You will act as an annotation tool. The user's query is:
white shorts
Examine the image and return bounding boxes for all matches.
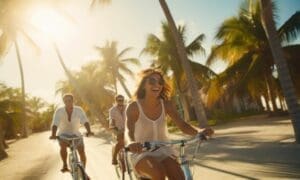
[129,146,177,168]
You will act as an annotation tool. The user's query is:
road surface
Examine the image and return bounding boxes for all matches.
[0,115,300,179]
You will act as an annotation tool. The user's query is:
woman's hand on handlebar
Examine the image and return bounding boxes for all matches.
[199,127,214,138]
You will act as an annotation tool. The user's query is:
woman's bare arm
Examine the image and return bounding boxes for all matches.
[126,102,139,142]
[165,100,198,136]
[126,102,143,153]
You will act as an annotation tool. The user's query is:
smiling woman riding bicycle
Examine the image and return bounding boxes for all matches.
[126,69,214,180]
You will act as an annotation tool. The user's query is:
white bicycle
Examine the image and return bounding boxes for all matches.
[121,133,208,180]
[58,135,89,180]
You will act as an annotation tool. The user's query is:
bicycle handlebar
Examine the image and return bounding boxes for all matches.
[142,132,207,150]
[57,135,83,141]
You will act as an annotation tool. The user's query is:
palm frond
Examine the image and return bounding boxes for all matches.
[141,34,161,56]
[186,33,206,57]
[117,47,133,59]
[0,32,12,60]
[121,58,140,66]
[19,29,41,55]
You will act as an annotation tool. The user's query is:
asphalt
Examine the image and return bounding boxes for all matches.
[0,114,299,180]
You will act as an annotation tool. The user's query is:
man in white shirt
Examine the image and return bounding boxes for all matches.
[49,93,94,172]
[109,94,126,165]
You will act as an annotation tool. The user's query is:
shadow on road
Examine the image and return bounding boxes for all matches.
[189,115,300,179]
[194,161,259,180]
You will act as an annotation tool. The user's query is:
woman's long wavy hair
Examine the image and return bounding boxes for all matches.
[134,69,171,100]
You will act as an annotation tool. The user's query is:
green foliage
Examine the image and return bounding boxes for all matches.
[0,84,56,138]
[206,0,300,109]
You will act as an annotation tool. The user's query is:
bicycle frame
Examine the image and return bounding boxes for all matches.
[58,135,87,180]
[177,139,202,180]
[141,134,206,180]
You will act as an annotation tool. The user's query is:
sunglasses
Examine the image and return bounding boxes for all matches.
[148,77,164,86]
[117,99,124,102]
[64,98,73,103]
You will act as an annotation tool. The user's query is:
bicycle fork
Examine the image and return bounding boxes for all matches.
[179,143,193,180]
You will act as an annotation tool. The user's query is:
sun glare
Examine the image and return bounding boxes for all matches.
[29,8,72,41]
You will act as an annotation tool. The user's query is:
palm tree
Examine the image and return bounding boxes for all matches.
[260,0,300,143]
[142,22,216,121]
[158,0,208,127]
[94,41,140,98]
[54,44,113,128]
[0,83,22,159]
[26,96,47,132]
[0,85,9,159]
[206,0,300,113]
[88,0,208,126]
[0,0,41,137]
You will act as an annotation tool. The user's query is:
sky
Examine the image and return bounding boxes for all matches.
[0,0,299,105]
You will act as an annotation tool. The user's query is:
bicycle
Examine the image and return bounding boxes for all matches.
[58,135,89,180]
[116,146,143,180]
[121,133,208,180]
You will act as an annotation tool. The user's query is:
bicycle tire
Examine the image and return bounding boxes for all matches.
[74,164,87,180]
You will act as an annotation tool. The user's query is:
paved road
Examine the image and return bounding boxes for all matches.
[1,115,300,180]
[0,130,118,180]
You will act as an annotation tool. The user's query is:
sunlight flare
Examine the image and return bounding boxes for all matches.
[29,7,72,41]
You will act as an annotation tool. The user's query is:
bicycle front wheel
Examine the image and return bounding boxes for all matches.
[74,164,87,180]
[181,164,193,180]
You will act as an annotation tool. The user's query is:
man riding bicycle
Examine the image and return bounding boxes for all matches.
[49,93,94,172]
[109,94,126,165]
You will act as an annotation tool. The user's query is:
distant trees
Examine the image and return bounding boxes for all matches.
[206,0,300,114]
[94,41,140,98]
[0,83,55,159]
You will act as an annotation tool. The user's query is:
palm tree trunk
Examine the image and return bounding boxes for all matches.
[54,43,109,129]
[114,79,118,95]
[260,0,300,143]
[269,77,279,112]
[15,40,27,138]
[172,77,191,121]
[263,94,271,112]
[117,74,132,98]
[0,119,8,160]
[264,73,281,113]
[159,0,207,127]
[255,96,264,111]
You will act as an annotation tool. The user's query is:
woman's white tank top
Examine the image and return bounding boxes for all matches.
[134,99,169,143]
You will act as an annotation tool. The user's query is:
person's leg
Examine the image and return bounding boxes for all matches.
[135,156,166,180]
[59,141,69,171]
[112,133,124,164]
[112,144,117,164]
[161,157,185,180]
[77,145,87,167]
